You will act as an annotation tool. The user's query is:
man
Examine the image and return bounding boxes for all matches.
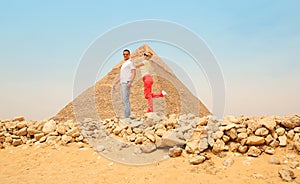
[113,49,136,118]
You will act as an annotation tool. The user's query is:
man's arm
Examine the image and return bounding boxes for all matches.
[127,69,136,88]
[113,76,120,90]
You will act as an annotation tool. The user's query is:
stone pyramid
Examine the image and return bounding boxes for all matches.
[52,44,210,121]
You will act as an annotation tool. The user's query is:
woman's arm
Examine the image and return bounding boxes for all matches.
[134,62,144,68]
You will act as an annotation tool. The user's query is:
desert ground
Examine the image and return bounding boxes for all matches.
[1,142,300,184]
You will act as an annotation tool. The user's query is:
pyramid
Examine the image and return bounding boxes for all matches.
[52,44,210,121]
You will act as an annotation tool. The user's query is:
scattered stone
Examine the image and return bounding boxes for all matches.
[269,157,281,165]
[12,116,25,122]
[223,157,234,167]
[247,146,261,157]
[12,139,22,146]
[278,135,287,146]
[169,147,183,157]
[96,145,105,152]
[264,147,275,155]
[278,169,296,182]
[140,143,156,153]
[61,135,72,144]
[290,161,299,169]
[189,155,206,165]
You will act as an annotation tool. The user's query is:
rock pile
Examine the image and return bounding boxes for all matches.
[2,114,300,159]
[0,116,87,149]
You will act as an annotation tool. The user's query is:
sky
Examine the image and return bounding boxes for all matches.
[0,0,299,120]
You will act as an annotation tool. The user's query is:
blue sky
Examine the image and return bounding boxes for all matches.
[0,0,299,120]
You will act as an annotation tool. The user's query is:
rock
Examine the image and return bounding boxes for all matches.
[113,126,123,135]
[76,142,84,148]
[39,136,47,143]
[198,138,209,152]
[265,147,275,155]
[13,116,25,122]
[223,157,234,167]
[294,127,300,133]
[17,127,27,136]
[155,129,166,137]
[66,127,80,137]
[251,173,265,179]
[265,134,274,145]
[278,135,287,146]
[185,140,199,153]
[278,169,296,182]
[246,136,265,145]
[287,130,295,140]
[281,115,300,129]
[212,139,225,154]
[169,147,183,157]
[225,128,237,140]
[158,131,186,147]
[144,131,155,142]
[34,133,44,141]
[42,120,57,134]
[269,140,279,148]
[290,161,299,169]
[269,157,281,165]
[238,133,248,140]
[255,128,269,136]
[96,145,105,152]
[56,125,66,135]
[141,143,156,153]
[134,135,144,144]
[213,131,224,140]
[27,127,40,135]
[247,146,261,157]
[222,135,230,143]
[5,137,13,143]
[223,123,236,131]
[260,117,276,131]
[276,127,285,136]
[133,146,142,154]
[61,135,72,144]
[189,155,206,165]
[16,121,26,129]
[12,139,22,146]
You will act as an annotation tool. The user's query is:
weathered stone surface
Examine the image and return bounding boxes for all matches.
[212,139,225,154]
[265,134,274,145]
[238,133,248,140]
[56,125,66,135]
[278,135,287,146]
[278,169,296,182]
[169,147,183,157]
[265,147,275,155]
[269,157,281,165]
[189,156,206,165]
[225,128,237,140]
[185,140,199,153]
[13,116,25,122]
[34,133,44,141]
[223,157,234,167]
[290,161,299,169]
[42,120,57,134]
[27,127,40,135]
[260,117,276,131]
[12,139,22,146]
[16,122,26,129]
[17,127,27,136]
[246,136,265,145]
[247,146,261,157]
[61,135,72,144]
[255,128,269,136]
[141,143,156,153]
[276,127,285,136]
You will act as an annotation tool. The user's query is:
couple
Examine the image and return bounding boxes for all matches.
[113,49,167,118]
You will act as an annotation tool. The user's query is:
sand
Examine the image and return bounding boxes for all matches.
[1,143,300,184]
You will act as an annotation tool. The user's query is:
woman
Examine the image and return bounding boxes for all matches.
[135,51,167,112]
